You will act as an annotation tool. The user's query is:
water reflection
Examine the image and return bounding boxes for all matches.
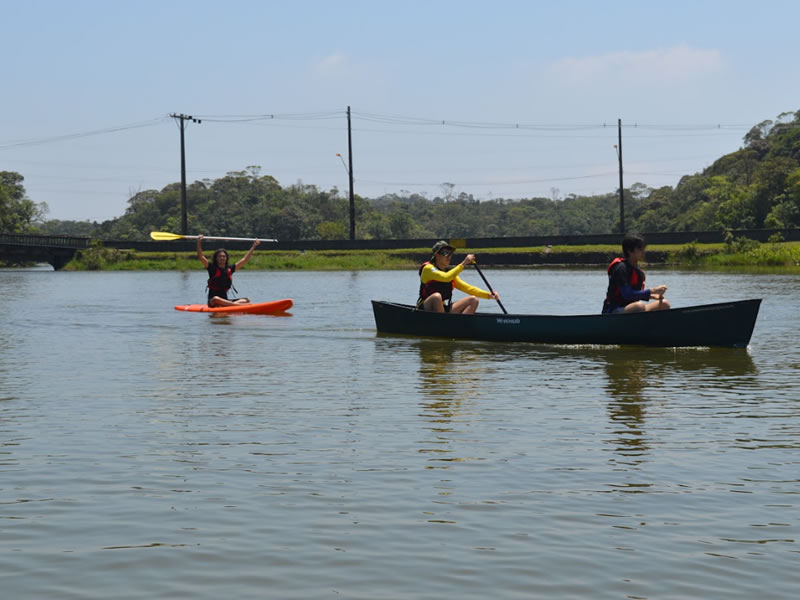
[376,335,760,475]
[413,339,488,468]
[603,348,758,473]
[600,347,758,404]
[603,351,653,468]
[374,337,493,468]
[414,339,466,407]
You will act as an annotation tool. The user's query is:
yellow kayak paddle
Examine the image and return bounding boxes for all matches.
[150,231,277,243]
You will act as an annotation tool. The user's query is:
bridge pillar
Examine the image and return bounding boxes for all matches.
[48,250,77,271]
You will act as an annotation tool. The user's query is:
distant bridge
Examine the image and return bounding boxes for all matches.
[2,229,799,270]
[0,233,90,270]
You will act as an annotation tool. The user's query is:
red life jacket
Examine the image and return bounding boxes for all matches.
[418,261,455,305]
[208,265,234,293]
[605,257,645,307]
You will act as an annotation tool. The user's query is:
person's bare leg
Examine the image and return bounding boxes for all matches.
[451,296,479,314]
[422,294,445,312]
[210,296,240,307]
[623,301,646,313]
[645,298,670,311]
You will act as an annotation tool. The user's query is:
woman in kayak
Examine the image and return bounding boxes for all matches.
[417,240,500,314]
[602,233,670,314]
[197,235,260,307]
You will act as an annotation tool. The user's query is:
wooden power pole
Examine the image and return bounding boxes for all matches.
[170,113,201,235]
[347,106,355,241]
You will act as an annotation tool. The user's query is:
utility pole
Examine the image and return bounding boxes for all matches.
[347,106,355,241]
[170,113,201,235]
[617,118,625,234]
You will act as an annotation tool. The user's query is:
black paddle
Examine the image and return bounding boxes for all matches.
[472,261,507,314]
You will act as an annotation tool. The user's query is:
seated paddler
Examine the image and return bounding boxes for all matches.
[197,234,260,307]
[602,233,670,314]
[417,240,500,314]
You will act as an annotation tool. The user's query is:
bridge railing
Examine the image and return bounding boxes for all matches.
[0,233,91,249]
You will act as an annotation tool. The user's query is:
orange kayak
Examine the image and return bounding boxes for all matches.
[175,298,293,314]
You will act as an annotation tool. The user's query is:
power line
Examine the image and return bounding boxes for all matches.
[350,124,746,140]
[352,110,753,132]
[192,111,343,123]
[0,110,759,151]
[357,172,619,187]
[0,117,168,150]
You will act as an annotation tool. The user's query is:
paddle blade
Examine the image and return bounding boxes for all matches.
[150,231,185,241]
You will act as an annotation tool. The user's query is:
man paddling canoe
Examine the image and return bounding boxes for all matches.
[196,234,260,307]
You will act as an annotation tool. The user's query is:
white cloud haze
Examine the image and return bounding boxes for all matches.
[548,44,724,87]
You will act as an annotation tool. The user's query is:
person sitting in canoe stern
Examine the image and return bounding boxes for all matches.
[196,234,260,307]
[417,240,500,314]
[602,232,670,314]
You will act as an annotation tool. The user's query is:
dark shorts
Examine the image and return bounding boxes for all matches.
[208,291,229,306]
[417,299,451,313]
[602,305,626,314]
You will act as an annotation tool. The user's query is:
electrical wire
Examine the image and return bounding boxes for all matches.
[0,109,762,152]
[357,172,619,187]
[0,117,169,150]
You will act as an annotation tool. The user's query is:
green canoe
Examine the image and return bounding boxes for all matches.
[371,298,762,348]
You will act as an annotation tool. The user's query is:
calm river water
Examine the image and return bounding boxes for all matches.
[1,267,799,599]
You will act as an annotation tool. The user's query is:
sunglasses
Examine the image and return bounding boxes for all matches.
[437,249,453,257]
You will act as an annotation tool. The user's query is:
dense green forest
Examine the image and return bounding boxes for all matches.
[3,110,799,241]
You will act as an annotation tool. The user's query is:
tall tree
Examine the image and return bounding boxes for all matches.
[0,171,47,233]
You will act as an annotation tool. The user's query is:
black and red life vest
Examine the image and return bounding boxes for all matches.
[605,257,645,307]
[208,265,234,294]
[418,261,455,305]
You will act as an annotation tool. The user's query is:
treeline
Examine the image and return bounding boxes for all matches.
[5,110,800,241]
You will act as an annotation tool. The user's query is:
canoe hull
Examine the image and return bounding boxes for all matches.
[371,299,761,348]
[175,298,293,314]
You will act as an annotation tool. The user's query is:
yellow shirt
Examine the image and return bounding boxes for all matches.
[419,263,492,299]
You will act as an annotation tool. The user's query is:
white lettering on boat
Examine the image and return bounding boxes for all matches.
[496,317,521,324]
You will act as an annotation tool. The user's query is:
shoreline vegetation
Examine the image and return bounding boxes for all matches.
[64,238,800,272]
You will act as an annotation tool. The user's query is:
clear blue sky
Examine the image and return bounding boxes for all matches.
[3,0,799,222]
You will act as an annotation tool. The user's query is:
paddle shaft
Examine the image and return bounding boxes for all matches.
[151,231,276,242]
[472,263,507,314]
[193,235,277,243]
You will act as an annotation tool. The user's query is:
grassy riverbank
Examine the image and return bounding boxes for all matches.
[64,247,414,271]
[63,238,800,271]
